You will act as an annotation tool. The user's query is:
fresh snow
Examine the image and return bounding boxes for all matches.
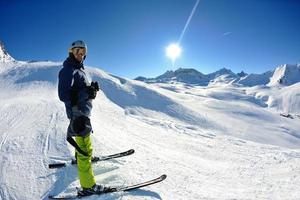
[0,59,300,200]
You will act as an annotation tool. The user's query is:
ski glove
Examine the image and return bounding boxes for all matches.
[72,115,92,137]
[87,81,100,99]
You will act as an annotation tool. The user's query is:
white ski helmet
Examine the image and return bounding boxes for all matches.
[68,40,87,54]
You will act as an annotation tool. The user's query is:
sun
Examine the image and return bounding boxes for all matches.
[165,43,182,62]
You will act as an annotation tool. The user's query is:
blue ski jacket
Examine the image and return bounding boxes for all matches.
[58,56,93,119]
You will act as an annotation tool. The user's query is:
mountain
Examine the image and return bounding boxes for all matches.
[1,41,300,199]
[0,41,14,62]
[206,67,237,79]
[268,64,300,86]
[154,68,209,85]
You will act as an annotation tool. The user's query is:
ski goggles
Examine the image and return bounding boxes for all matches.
[72,47,87,56]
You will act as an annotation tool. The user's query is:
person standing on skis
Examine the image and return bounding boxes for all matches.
[58,40,110,196]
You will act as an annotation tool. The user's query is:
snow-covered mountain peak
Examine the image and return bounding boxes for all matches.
[268,64,300,86]
[206,67,237,79]
[156,68,205,78]
[0,41,14,62]
[214,67,233,74]
[237,71,248,77]
[153,67,209,85]
[174,67,203,74]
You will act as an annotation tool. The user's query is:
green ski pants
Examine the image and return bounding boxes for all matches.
[75,135,96,188]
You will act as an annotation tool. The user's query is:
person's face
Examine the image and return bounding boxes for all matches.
[72,47,86,62]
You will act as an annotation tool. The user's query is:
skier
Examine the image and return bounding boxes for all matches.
[58,40,110,196]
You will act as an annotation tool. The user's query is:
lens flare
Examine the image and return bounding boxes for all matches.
[166,43,182,62]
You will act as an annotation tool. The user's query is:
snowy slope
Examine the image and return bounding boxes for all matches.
[0,59,300,200]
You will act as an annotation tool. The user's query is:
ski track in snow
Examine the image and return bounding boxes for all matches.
[0,63,300,199]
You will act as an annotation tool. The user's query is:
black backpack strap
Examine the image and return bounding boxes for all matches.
[67,136,89,157]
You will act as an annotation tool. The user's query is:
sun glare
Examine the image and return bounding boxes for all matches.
[166,43,181,62]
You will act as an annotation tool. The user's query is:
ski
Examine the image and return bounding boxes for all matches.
[48,174,167,199]
[49,149,134,169]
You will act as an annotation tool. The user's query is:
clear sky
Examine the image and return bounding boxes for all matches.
[1,0,300,78]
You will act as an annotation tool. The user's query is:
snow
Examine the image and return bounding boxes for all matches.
[1,59,300,200]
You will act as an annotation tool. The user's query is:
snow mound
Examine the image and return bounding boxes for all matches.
[235,71,274,87]
[0,61,61,85]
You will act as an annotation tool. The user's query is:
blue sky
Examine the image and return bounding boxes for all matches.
[1,0,300,78]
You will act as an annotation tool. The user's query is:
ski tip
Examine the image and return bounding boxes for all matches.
[48,195,57,199]
[128,149,135,154]
[160,174,167,180]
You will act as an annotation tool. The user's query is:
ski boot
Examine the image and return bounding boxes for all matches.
[77,184,115,196]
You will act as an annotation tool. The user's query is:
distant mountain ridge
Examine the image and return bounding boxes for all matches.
[135,64,300,87]
[135,67,254,86]
[136,68,235,86]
